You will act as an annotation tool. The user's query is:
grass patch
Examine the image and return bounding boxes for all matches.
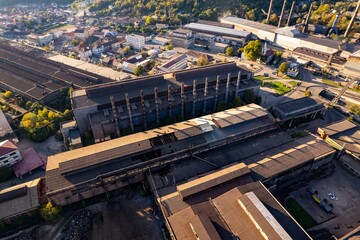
[254,75,274,81]
[262,81,292,95]
[285,198,317,229]
[321,79,341,88]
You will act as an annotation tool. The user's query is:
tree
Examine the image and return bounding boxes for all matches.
[134,66,144,76]
[278,62,288,74]
[145,16,154,25]
[305,90,312,97]
[237,47,243,57]
[349,104,360,116]
[3,90,13,99]
[243,40,262,61]
[197,55,209,66]
[40,202,61,223]
[225,46,234,56]
[70,38,79,46]
[243,89,256,104]
[123,46,131,55]
[164,44,174,51]
[233,96,242,107]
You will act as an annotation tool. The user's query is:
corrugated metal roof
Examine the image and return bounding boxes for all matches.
[184,23,250,38]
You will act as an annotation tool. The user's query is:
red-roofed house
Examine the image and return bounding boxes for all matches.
[12,148,45,178]
[0,140,22,167]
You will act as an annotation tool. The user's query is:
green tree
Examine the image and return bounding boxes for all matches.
[243,40,262,61]
[305,90,312,97]
[134,66,144,76]
[243,89,256,104]
[278,62,288,74]
[197,55,209,66]
[237,47,244,57]
[225,46,234,56]
[3,91,13,99]
[40,202,61,223]
[233,96,242,107]
[70,38,79,46]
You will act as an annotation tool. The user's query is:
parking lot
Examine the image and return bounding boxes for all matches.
[288,161,360,238]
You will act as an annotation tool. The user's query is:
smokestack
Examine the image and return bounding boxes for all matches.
[168,85,172,117]
[192,80,197,117]
[236,71,241,96]
[125,93,134,132]
[181,82,185,120]
[302,3,313,33]
[110,96,120,137]
[278,0,287,27]
[225,73,230,103]
[287,1,295,26]
[213,75,220,112]
[344,0,360,38]
[267,0,275,24]
[203,77,208,115]
[154,87,160,125]
[140,90,147,130]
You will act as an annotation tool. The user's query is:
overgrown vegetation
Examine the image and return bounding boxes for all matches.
[349,104,360,116]
[285,198,317,229]
[40,202,61,223]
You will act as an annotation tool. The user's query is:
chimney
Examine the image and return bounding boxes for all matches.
[267,0,275,24]
[287,1,295,26]
[110,96,120,137]
[192,80,197,117]
[181,82,185,120]
[278,0,287,27]
[344,0,360,38]
[302,3,313,33]
[203,77,208,115]
[154,87,160,125]
[167,84,172,117]
[236,71,241,96]
[125,93,134,132]
[213,75,220,112]
[140,90,147,130]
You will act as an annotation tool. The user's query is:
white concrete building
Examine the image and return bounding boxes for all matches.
[125,34,145,51]
[0,140,22,167]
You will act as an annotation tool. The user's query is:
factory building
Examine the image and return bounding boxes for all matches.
[45,104,276,206]
[343,50,360,77]
[171,29,194,48]
[71,62,258,141]
[184,22,252,47]
[271,97,325,127]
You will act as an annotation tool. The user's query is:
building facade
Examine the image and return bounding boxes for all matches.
[125,34,145,51]
[0,140,22,167]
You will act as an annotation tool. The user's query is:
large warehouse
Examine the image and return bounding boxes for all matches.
[45,104,277,205]
[71,62,259,142]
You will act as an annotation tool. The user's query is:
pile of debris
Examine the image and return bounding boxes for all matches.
[60,210,93,240]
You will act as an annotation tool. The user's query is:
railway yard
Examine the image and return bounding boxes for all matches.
[0,40,115,103]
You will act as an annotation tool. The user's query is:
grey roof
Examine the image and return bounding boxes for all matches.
[296,34,344,50]
[220,17,278,32]
[184,23,250,38]
[273,97,323,115]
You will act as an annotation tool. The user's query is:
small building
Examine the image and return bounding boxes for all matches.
[155,23,169,29]
[0,140,22,168]
[153,54,187,74]
[0,178,44,221]
[271,97,325,127]
[0,109,17,143]
[12,148,45,178]
[158,50,177,59]
[74,28,90,41]
[152,36,171,46]
[125,34,145,51]
[61,120,83,150]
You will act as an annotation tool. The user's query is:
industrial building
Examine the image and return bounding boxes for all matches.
[71,62,258,141]
[171,29,194,48]
[0,178,45,221]
[271,97,325,126]
[219,17,360,69]
[153,54,188,74]
[318,120,360,177]
[184,22,252,47]
[161,179,311,240]
[46,104,277,205]
[343,50,360,76]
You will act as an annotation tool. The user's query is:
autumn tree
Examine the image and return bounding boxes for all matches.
[40,202,61,223]
[197,55,209,66]
[225,46,234,57]
[278,62,288,74]
[3,91,13,99]
[243,40,262,61]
